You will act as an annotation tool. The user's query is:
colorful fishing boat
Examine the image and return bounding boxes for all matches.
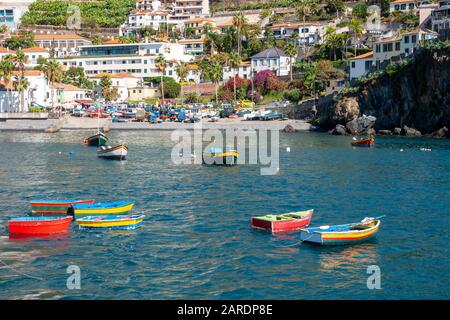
[202,148,238,166]
[351,135,375,147]
[84,131,108,147]
[251,209,314,233]
[71,201,135,220]
[300,217,381,245]
[30,199,94,216]
[76,214,145,230]
[97,144,128,160]
[8,216,73,236]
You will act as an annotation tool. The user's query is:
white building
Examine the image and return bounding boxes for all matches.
[250,48,292,77]
[431,1,450,39]
[89,72,140,102]
[0,70,48,112]
[178,37,206,56]
[170,0,210,24]
[389,0,431,13]
[223,61,252,81]
[272,22,323,45]
[0,0,35,30]
[22,46,50,67]
[348,51,374,80]
[57,42,195,79]
[47,83,90,106]
[32,33,92,58]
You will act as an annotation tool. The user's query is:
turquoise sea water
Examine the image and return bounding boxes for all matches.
[0,130,449,299]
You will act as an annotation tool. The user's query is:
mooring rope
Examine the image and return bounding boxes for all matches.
[0,258,43,281]
[280,233,316,247]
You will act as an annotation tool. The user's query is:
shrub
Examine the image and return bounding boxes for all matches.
[284,89,302,102]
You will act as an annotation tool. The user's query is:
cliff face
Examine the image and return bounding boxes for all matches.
[317,46,450,135]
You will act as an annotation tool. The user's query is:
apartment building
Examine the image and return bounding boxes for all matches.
[0,0,35,30]
[57,42,195,80]
[184,17,216,35]
[170,0,210,24]
[33,33,92,58]
[178,37,206,56]
[272,22,323,45]
[431,1,450,39]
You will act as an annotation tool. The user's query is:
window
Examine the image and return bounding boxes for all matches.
[401,4,406,10]
[387,43,393,51]
[351,61,355,68]
[404,36,409,43]
[395,42,400,51]
[383,44,388,52]
[365,60,372,71]
[412,35,417,43]
[395,5,400,10]
[376,44,381,53]
[405,48,410,54]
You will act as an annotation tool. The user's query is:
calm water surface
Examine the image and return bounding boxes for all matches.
[0,130,449,299]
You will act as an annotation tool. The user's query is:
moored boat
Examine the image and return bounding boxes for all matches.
[8,216,73,236]
[351,135,375,147]
[251,209,314,233]
[97,144,128,160]
[202,148,238,166]
[300,217,381,245]
[72,201,135,220]
[30,199,94,216]
[84,132,108,147]
[76,214,145,230]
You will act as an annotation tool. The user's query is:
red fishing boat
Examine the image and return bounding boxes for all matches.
[251,209,314,233]
[351,135,375,147]
[8,216,73,236]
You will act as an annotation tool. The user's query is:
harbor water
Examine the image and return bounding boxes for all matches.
[0,130,449,299]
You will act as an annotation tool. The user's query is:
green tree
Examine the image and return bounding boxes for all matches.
[11,50,29,112]
[42,59,64,110]
[296,0,318,54]
[63,66,94,90]
[175,62,190,105]
[12,76,29,112]
[228,51,241,104]
[99,75,119,102]
[0,55,15,112]
[4,31,36,50]
[233,12,248,56]
[155,55,167,106]
[352,2,368,19]
[284,42,298,81]
[348,19,364,56]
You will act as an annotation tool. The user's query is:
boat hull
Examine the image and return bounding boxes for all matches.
[251,209,313,233]
[202,151,238,166]
[8,216,73,236]
[351,138,374,147]
[300,220,381,245]
[86,133,108,147]
[77,214,145,230]
[72,201,135,220]
[97,145,128,160]
[30,199,94,216]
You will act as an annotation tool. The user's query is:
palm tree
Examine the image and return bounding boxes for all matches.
[283,42,298,81]
[12,76,29,112]
[324,26,345,61]
[42,59,64,111]
[348,19,364,56]
[233,12,248,57]
[11,50,28,112]
[228,51,241,104]
[155,55,167,108]
[0,54,15,112]
[200,56,224,103]
[296,0,318,56]
[175,61,189,106]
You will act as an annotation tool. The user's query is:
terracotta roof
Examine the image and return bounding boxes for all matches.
[12,70,43,77]
[217,19,234,28]
[34,34,87,41]
[349,51,374,60]
[185,18,214,24]
[50,83,87,91]
[178,37,206,44]
[89,72,136,79]
[103,39,121,45]
[239,61,251,67]
[22,46,49,53]
[187,63,198,70]
[129,10,169,16]
[272,22,321,30]
[0,47,16,53]
[391,0,416,3]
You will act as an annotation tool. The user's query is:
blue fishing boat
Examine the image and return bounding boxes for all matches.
[71,201,135,220]
[300,217,381,245]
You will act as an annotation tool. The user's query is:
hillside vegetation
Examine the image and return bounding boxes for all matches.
[21,0,135,28]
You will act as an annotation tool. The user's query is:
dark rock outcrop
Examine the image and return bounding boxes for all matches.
[282,124,297,133]
[427,126,448,138]
[315,46,450,137]
[345,115,377,135]
[330,124,347,135]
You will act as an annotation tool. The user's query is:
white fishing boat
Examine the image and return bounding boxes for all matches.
[97,144,128,160]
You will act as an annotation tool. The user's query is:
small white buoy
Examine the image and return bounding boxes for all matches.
[400,149,404,152]
[286,147,291,152]
[58,151,62,155]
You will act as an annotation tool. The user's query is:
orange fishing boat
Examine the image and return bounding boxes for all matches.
[351,135,375,147]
